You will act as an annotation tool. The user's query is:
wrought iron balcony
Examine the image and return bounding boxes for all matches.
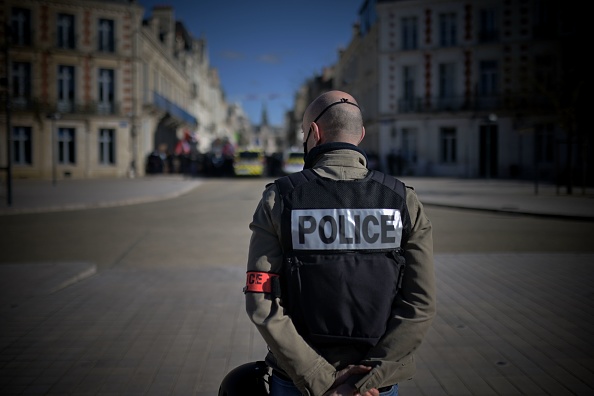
[10,97,121,116]
[397,94,556,114]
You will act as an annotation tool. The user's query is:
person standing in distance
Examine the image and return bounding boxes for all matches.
[245,90,436,396]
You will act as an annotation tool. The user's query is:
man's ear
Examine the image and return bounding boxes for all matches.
[358,126,366,144]
[311,122,321,145]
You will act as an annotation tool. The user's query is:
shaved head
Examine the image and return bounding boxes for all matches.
[303,90,364,144]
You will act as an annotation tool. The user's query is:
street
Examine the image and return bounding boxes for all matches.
[2,178,592,267]
[1,178,593,395]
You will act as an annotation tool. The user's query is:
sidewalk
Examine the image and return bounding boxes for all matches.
[401,177,594,221]
[1,175,593,220]
[0,175,203,215]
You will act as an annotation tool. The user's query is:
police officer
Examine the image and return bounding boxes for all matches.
[245,91,436,396]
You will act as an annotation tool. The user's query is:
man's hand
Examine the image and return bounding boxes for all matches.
[322,365,380,396]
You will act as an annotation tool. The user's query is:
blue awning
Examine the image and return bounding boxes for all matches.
[153,92,197,126]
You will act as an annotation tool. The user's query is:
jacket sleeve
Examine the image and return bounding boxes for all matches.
[354,187,437,393]
[245,184,337,396]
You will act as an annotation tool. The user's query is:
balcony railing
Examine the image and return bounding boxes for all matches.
[396,94,556,114]
[10,97,121,116]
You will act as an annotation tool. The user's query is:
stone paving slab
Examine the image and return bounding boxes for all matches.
[1,253,593,395]
[0,262,96,313]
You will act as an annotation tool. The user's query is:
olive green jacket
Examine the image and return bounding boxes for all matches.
[245,147,436,396]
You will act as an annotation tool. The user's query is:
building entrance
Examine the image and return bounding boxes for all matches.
[479,124,498,178]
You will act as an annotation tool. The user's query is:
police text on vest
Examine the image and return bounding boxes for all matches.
[291,209,403,250]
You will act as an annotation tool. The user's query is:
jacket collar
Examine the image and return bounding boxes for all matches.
[303,142,368,169]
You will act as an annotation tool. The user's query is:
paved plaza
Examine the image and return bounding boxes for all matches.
[0,176,593,395]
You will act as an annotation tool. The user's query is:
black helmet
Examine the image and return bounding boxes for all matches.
[218,361,269,396]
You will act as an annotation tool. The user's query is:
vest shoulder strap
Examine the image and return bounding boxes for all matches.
[369,170,407,200]
[274,168,317,198]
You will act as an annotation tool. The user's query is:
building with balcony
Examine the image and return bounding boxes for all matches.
[375,0,585,181]
[0,0,246,180]
[296,0,587,185]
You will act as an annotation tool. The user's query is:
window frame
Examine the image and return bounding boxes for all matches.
[12,126,33,165]
[57,12,76,49]
[98,128,116,165]
[57,65,76,112]
[57,127,76,165]
[97,18,115,52]
[440,127,457,164]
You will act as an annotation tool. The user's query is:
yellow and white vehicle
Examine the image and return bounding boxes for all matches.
[282,149,304,175]
[233,149,266,176]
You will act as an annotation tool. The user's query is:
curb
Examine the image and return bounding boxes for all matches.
[0,181,202,216]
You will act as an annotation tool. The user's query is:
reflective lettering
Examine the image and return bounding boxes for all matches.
[299,215,316,244]
[381,214,396,244]
[319,216,337,244]
[339,215,353,244]
[291,209,402,250]
[362,215,379,243]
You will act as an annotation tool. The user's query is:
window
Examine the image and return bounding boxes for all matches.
[98,18,115,52]
[440,127,457,163]
[11,8,32,46]
[58,127,76,164]
[479,8,498,42]
[99,128,115,165]
[401,17,418,50]
[12,126,32,165]
[438,63,457,110]
[401,128,417,164]
[12,62,31,106]
[98,68,115,114]
[400,66,417,112]
[479,60,498,95]
[57,65,75,112]
[439,13,457,47]
[57,13,75,49]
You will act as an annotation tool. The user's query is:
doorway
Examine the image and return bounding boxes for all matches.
[479,124,498,178]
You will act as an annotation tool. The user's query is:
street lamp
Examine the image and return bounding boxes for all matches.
[47,112,61,186]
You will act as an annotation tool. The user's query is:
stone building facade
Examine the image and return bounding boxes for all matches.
[0,0,247,180]
[295,0,587,184]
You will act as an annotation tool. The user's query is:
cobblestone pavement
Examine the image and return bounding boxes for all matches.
[0,176,593,395]
[1,253,592,395]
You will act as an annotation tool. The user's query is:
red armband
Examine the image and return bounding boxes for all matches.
[245,271,279,293]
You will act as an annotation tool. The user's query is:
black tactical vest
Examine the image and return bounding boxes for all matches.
[275,169,412,347]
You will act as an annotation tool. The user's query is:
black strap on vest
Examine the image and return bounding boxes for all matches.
[274,168,317,199]
[370,170,406,199]
[275,169,317,254]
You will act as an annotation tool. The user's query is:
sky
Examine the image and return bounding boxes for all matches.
[137,0,363,126]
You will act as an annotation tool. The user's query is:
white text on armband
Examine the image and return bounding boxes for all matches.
[291,208,403,250]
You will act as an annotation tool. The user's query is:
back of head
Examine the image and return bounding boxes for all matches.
[306,91,363,144]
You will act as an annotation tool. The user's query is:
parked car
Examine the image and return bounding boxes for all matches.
[282,150,304,174]
[233,149,265,177]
